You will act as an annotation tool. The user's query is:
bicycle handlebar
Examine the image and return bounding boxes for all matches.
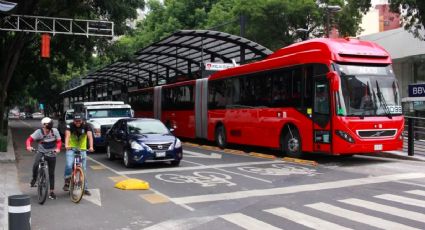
[31,148,55,156]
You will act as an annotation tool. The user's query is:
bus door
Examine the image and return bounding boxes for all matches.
[312,76,332,153]
[153,86,162,120]
[195,79,208,139]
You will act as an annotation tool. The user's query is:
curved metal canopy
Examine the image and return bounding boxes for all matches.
[64,30,272,95]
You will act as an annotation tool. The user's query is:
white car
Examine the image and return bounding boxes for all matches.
[32,112,44,119]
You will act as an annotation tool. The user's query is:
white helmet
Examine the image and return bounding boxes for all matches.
[41,117,54,130]
[41,117,52,124]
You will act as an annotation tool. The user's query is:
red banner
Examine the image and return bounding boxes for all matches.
[41,34,50,58]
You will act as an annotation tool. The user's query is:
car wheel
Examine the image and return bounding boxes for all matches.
[170,160,180,167]
[282,126,303,158]
[106,144,115,160]
[123,150,133,168]
[215,125,227,149]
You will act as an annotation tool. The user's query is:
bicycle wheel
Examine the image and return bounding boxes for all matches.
[37,167,49,205]
[69,167,85,203]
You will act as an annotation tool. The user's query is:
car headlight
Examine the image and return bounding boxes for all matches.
[94,128,101,137]
[175,138,181,148]
[141,142,153,152]
[131,141,144,151]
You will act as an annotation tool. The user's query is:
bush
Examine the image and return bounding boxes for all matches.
[0,135,6,152]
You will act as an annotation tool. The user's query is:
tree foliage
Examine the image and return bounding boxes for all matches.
[390,0,425,39]
[109,0,371,57]
[0,0,144,122]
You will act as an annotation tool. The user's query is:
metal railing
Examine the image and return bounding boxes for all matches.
[404,116,425,156]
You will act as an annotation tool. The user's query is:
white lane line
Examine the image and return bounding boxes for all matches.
[183,159,273,183]
[144,216,216,230]
[265,207,351,230]
[87,156,195,211]
[405,190,425,197]
[396,181,425,188]
[117,160,283,175]
[220,213,282,230]
[375,194,425,208]
[169,173,425,205]
[340,198,425,224]
[306,202,420,230]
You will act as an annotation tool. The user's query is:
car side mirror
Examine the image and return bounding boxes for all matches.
[169,128,175,133]
[327,71,340,92]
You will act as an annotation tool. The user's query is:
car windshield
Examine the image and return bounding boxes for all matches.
[127,120,170,135]
[88,109,131,118]
[65,112,74,120]
[336,64,402,117]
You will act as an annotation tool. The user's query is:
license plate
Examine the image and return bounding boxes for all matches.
[156,152,166,157]
[374,144,383,151]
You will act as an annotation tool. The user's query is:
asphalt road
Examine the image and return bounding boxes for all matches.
[10,119,425,230]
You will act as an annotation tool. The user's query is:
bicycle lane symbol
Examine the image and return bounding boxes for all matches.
[155,171,237,187]
[237,163,321,176]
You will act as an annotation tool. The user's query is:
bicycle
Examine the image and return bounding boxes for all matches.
[32,149,54,205]
[69,148,85,203]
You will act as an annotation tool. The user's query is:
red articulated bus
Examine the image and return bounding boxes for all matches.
[129,38,404,157]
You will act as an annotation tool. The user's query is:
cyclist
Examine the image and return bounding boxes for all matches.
[26,117,62,200]
[63,113,94,196]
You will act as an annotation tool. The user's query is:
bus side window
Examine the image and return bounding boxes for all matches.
[292,68,302,106]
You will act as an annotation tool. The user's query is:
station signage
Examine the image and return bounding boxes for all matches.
[408,83,425,97]
[204,62,236,71]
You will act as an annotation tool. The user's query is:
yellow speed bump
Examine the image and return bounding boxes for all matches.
[249,152,277,159]
[282,157,318,166]
[114,178,150,190]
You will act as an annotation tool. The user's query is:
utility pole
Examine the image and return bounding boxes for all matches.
[320,4,341,38]
[239,14,246,38]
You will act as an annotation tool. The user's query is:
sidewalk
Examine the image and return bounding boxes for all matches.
[0,128,22,230]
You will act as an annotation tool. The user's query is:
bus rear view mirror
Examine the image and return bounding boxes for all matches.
[327,71,340,92]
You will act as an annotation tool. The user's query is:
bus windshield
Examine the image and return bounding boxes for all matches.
[88,108,132,118]
[336,64,402,117]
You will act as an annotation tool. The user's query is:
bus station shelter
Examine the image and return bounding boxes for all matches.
[60,30,272,110]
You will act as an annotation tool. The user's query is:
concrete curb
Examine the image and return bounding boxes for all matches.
[378,150,425,161]
[0,126,22,230]
[0,128,16,163]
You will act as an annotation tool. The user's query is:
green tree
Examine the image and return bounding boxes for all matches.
[390,0,425,39]
[205,0,371,51]
[107,0,220,61]
[0,0,144,131]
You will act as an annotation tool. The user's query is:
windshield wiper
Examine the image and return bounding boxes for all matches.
[376,80,392,119]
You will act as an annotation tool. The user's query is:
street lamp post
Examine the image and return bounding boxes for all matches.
[295,28,309,41]
[322,5,341,38]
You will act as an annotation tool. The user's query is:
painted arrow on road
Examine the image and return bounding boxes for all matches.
[184,150,222,159]
[82,188,102,206]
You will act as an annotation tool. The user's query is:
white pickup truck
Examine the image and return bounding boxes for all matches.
[70,101,133,148]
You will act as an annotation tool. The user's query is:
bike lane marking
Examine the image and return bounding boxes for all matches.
[181,159,273,183]
[116,160,284,175]
[87,156,196,211]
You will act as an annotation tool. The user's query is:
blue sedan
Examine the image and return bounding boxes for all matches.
[105,118,183,168]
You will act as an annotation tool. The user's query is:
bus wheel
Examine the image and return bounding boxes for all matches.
[215,125,227,149]
[282,127,302,158]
